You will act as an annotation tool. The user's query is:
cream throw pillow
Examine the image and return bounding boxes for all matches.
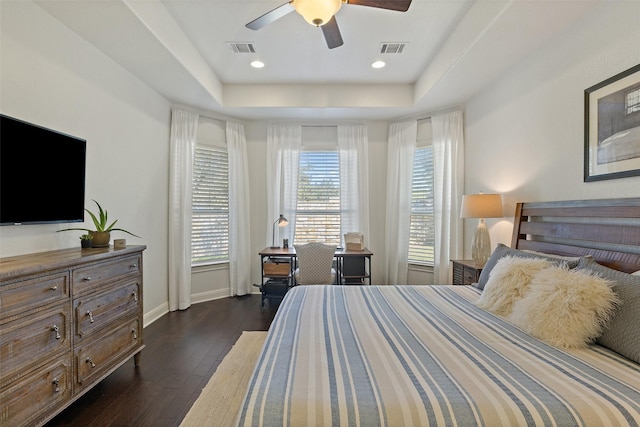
[475,256,553,316]
[508,265,619,349]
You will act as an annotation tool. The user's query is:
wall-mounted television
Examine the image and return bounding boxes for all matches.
[0,114,87,225]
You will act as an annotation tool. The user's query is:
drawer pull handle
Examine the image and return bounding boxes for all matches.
[82,276,92,282]
[51,324,61,339]
[86,310,94,323]
[132,329,138,340]
[130,263,138,269]
[50,285,58,291]
[132,291,138,302]
[86,358,96,368]
[52,378,60,393]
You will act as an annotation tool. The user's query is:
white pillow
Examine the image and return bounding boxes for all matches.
[508,265,619,349]
[475,256,553,316]
[632,270,640,277]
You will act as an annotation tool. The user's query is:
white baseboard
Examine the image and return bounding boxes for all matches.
[143,302,168,328]
[191,288,230,304]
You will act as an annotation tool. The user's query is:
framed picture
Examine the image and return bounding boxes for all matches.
[584,64,640,182]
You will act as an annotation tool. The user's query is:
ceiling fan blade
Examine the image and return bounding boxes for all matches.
[347,0,412,12]
[321,16,344,49]
[246,2,295,30]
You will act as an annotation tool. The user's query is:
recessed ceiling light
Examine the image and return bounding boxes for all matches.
[251,60,265,69]
[371,60,386,69]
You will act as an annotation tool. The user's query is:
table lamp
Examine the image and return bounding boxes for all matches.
[271,214,289,249]
[460,193,503,266]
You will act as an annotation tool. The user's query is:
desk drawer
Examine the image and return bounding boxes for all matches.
[263,261,290,276]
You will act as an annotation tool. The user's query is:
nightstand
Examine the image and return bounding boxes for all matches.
[451,259,483,285]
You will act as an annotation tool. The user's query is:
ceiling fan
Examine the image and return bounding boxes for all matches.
[246,0,412,49]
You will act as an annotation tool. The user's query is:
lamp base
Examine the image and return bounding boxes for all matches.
[471,218,492,266]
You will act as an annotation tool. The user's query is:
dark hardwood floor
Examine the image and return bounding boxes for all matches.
[47,294,278,427]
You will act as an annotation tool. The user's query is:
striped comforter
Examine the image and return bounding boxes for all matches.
[237,285,640,426]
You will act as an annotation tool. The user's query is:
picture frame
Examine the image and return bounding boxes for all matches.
[584,64,640,182]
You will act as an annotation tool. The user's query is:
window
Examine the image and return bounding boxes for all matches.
[294,150,341,245]
[627,88,640,114]
[408,122,435,265]
[191,120,229,266]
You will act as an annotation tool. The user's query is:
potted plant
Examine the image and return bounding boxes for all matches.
[59,199,140,247]
[80,234,93,249]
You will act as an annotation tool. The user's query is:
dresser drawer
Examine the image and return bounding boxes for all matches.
[72,254,141,294]
[0,358,71,427]
[0,303,72,385]
[462,267,477,284]
[75,317,141,387]
[0,272,69,321]
[74,280,142,341]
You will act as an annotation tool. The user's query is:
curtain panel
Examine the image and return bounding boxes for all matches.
[227,122,252,296]
[384,121,417,285]
[338,125,371,248]
[432,110,464,284]
[168,109,199,311]
[266,125,301,246]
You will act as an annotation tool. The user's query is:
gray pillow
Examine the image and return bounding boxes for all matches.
[476,243,581,290]
[576,257,640,363]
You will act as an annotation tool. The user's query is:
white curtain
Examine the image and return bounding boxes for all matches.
[266,125,301,246]
[168,109,199,311]
[432,110,465,284]
[384,121,417,285]
[338,125,370,247]
[227,122,252,296]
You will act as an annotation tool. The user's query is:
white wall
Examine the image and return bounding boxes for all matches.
[0,2,172,324]
[464,1,640,257]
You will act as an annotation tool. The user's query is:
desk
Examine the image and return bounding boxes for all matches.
[259,247,373,286]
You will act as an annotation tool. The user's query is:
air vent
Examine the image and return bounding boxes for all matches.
[227,42,256,54]
[379,42,407,54]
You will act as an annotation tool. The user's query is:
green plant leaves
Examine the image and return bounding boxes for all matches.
[57,199,140,238]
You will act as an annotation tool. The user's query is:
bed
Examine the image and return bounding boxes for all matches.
[237,198,640,426]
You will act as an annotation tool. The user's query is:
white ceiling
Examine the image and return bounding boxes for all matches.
[34,0,601,121]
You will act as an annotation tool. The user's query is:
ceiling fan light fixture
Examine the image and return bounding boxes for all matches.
[293,0,342,27]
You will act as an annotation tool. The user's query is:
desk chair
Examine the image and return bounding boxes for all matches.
[294,242,337,285]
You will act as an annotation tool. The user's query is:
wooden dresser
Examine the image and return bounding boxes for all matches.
[0,245,146,426]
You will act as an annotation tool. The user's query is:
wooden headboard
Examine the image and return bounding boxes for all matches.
[511,198,640,273]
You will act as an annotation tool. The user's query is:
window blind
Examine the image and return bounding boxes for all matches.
[408,146,435,264]
[191,144,229,265]
[295,151,341,245]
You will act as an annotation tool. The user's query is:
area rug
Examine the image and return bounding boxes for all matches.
[180,331,267,427]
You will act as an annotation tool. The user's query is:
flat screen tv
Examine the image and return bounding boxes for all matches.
[0,114,87,225]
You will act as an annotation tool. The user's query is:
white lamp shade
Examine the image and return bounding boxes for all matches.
[460,193,503,219]
[293,0,342,26]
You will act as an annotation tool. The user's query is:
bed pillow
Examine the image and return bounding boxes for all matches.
[476,243,582,290]
[475,256,552,316]
[576,257,640,363]
[508,265,619,349]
